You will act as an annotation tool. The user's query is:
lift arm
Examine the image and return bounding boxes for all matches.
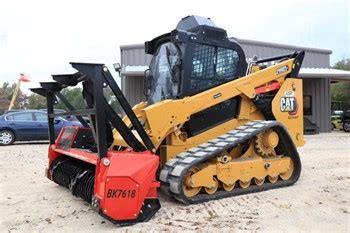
[139,52,304,147]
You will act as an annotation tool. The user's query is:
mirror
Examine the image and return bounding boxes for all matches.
[54,119,61,124]
[113,63,121,76]
[143,69,151,98]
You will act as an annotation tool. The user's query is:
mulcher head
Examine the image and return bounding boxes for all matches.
[32,61,160,225]
[48,138,160,224]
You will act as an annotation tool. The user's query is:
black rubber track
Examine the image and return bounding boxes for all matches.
[159,120,302,204]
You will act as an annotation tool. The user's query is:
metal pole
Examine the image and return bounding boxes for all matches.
[8,80,21,110]
[46,92,55,145]
[92,66,107,158]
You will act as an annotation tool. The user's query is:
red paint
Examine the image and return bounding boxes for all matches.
[95,151,159,220]
[47,126,160,221]
[255,81,281,94]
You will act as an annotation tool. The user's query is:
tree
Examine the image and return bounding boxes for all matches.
[54,86,122,114]
[2,83,122,114]
[55,87,85,110]
[27,93,47,109]
[0,94,9,115]
[0,82,23,111]
[18,94,29,109]
[104,86,122,114]
[333,58,350,71]
[331,58,350,109]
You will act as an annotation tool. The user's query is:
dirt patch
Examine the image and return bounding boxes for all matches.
[1,133,349,232]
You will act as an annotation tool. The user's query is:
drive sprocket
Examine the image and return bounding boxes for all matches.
[254,129,279,157]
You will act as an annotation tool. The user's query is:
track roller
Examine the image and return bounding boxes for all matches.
[267,175,278,183]
[280,159,294,180]
[223,182,235,192]
[254,177,265,186]
[182,167,201,198]
[239,180,251,188]
[204,177,219,195]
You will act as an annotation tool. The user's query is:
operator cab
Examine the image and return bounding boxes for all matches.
[145,16,248,136]
[145,15,247,104]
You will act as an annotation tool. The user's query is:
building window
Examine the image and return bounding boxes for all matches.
[303,95,312,115]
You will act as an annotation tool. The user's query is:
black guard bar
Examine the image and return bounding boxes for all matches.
[31,62,155,158]
[255,51,305,78]
[255,51,303,64]
[30,87,90,135]
[101,67,156,152]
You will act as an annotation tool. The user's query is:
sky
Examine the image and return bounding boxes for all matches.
[0,0,349,94]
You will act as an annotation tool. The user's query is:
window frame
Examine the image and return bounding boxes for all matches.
[188,44,240,95]
[33,112,48,122]
[5,112,34,121]
[303,95,312,116]
[178,39,247,98]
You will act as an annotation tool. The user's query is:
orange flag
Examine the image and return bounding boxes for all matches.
[19,73,30,82]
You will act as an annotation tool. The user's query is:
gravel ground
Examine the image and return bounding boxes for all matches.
[0,132,349,232]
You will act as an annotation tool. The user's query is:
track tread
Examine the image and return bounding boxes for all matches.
[160,120,302,204]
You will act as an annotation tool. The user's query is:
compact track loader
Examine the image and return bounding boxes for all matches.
[31,16,305,225]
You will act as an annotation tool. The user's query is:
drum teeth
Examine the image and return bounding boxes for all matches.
[51,157,95,203]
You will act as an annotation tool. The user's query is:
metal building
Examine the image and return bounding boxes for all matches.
[119,39,350,133]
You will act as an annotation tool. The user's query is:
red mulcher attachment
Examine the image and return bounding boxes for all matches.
[31,63,160,225]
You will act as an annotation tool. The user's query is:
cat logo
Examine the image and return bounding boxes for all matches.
[280,97,298,115]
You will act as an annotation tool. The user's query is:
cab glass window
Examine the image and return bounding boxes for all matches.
[190,44,239,94]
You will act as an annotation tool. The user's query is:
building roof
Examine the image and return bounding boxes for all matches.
[299,68,350,81]
[121,38,332,55]
[121,66,350,82]
[234,38,332,55]
[121,65,148,76]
